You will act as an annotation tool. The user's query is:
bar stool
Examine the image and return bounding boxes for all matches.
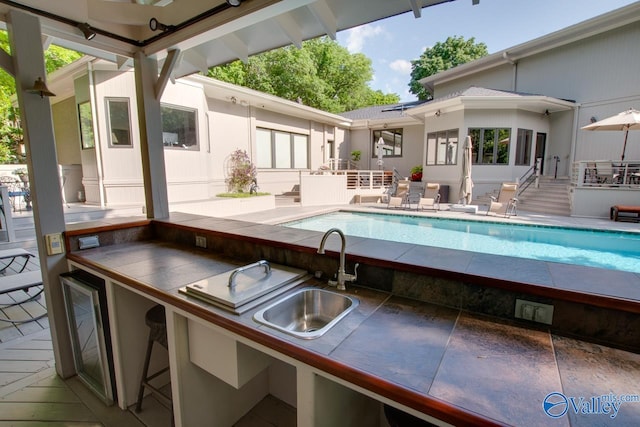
[135,304,173,418]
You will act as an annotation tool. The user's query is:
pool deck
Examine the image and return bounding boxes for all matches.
[226,202,640,308]
[0,201,638,426]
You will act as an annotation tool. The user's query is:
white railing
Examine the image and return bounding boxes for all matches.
[572,160,640,187]
[325,158,358,170]
[321,169,394,190]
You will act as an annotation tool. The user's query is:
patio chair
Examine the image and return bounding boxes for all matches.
[416,183,441,211]
[0,251,45,323]
[486,182,518,217]
[387,179,410,209]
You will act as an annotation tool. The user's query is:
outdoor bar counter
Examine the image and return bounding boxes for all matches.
[64,213,640,427]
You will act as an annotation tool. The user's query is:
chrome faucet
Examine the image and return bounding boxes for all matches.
[317,228,358,291]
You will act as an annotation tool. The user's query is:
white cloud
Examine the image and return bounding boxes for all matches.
[344,24,383,53]
[389,59,411,75]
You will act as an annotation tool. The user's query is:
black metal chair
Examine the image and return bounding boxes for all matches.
[135,304,173,423]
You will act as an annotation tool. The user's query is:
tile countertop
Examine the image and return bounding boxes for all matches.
[67,240,640,427]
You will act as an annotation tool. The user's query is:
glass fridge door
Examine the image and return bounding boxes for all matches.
[62,276,114,405]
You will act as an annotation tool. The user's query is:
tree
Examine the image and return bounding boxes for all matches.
[0,31,82,163]
[409,36,488,100]
[208,37,399,113]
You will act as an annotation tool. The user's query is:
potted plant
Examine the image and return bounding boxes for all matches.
[13,167,28,184]
[350,150,361,162]
[410,165,423,182]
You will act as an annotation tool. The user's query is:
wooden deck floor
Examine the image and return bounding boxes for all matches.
[0,328,152,426]
[0,253,169,426]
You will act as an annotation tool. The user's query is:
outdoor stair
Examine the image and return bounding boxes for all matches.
[516,176,572,216]
[474,177,571,217]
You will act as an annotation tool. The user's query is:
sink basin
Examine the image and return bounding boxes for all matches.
[253,288,358,339]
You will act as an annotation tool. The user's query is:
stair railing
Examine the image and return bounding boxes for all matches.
[517,163,538,197]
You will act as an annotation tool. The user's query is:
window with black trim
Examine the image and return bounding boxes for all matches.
[426,129,458,165]
[372,129,403,158]
[469,128,510,164]
[256,128,309,169]
[106,98,132,147]
[161,104,198,150]
[515,128,533,165]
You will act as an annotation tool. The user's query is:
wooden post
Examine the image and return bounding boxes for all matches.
[8,10,75,377]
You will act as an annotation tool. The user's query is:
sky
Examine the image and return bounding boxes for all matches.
[336,0,638,102]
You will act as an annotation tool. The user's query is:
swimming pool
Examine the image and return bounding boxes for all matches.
[281,211,640,273]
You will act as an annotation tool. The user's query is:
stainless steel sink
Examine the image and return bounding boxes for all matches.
[253,288,358,339]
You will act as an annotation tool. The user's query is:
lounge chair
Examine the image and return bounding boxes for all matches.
[0,249,45,323]
[387,179,410,209]
[486,182,518,217]
[416,183,440,211]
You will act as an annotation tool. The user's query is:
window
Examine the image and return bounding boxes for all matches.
[256,128,309,169]
[515,129,533,165]
[161,104,198,150]
[106,98,132,147]
[426,129,458,165]
[372,129,402,158]
[78,101,95,149]
[469,128,511,164]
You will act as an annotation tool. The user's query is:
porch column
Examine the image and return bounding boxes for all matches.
[7,10,74,376]
[134,52,169,219]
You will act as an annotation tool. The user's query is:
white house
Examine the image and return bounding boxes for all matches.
[345,2,640,217]
[41,2,640,218]
[47,58,351,210]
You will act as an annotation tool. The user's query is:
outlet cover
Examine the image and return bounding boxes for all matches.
[515,299,554,325]
[195,235,207,248]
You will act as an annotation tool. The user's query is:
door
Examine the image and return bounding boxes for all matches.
[535,133,546,174]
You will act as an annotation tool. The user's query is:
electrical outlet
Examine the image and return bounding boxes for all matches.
[515,299,554,325]
[195,235,207,248]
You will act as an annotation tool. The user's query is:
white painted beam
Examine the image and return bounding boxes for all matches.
[308,0,336,40]
[155,48,179,99]
[276,13,302,48]
[134,51,170,219]
[182,48,208,75]
[409,0,421,18]
[222,33,249,63]
[7,10,74,378]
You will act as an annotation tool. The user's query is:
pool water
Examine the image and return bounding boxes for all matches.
[282,211,640,273]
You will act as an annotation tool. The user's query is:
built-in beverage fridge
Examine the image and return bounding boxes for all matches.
[60,270,116,405]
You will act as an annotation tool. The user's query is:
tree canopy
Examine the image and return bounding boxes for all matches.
[0,31,82,163]
[409,36,488,101]
[208,37,399,114]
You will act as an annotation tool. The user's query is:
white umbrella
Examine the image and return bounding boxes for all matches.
[458,135,473,205]
[581,108,640,161]
[376,137,385,169]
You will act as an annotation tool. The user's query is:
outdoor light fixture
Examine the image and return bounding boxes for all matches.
[435,110,441,117]
[590,116,598,123]
[226,0,241,6]
[544,109,551,116]
[77,22,96,40]
[149,17,173,32]
[27,77,55,98]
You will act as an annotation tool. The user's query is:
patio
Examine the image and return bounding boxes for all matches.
[0,202,638,425]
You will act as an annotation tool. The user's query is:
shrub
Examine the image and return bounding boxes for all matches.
[226,149,256,193]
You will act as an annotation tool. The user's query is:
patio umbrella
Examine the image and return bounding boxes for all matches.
[458,135,473,205]
[581,108,640,161]
[376,137,385,169]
